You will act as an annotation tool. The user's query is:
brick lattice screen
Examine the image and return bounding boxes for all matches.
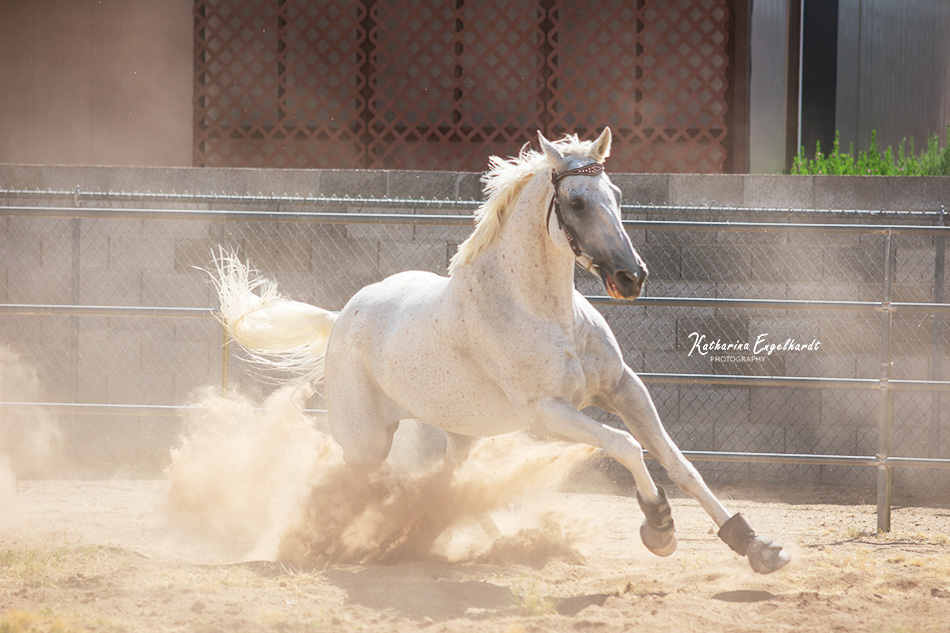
[193,0,732,172]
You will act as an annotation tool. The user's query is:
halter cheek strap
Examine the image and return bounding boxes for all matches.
[546,161,606,259]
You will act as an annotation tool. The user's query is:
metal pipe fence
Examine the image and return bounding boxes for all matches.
[1,193,948,530]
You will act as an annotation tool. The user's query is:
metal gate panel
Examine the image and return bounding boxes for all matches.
[280,1,367,168]
[194,0,733,172]
[543,0,730,172]
[194,0,283,167]
[365,0,545,169]
[194,0,366,168]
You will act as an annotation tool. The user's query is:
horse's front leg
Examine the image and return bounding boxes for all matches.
[608,367,791,574]
[530,398,677,557]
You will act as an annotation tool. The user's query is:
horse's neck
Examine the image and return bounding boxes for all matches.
[468,172,577,324]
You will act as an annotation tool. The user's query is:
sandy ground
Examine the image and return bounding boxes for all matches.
[2,479,949,633]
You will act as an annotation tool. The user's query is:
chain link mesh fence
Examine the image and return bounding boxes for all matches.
[1,189,948,500]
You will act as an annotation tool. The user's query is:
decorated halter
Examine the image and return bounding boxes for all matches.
[546,161,606,261]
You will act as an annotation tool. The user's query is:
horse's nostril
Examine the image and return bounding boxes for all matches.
[615,267,648,290]
[616,270,639,289]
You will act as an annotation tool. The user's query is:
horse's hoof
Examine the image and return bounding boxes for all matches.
[718,512,790,574]
[640,520,677,557]
[637,486,676,557]
[747,536,791,574]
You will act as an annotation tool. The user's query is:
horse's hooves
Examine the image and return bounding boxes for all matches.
[640,520,677,557]
[746,536,791,574]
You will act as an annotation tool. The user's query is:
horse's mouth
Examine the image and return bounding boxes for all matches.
[594,266,642,301]
[601,270,627,300]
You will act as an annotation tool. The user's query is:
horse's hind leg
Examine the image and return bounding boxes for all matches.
[445,431,476,465]
[326,365,403,471]
[440,432,504,539]
[611,369,790,574]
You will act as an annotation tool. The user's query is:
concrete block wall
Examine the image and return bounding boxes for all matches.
[1,165,947,489]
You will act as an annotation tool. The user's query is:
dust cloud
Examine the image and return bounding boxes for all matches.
[166,385,596,566]
[166,384,323,560]
[0,345,62,525]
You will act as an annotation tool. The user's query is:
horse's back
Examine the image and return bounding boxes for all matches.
[328,269,451,366]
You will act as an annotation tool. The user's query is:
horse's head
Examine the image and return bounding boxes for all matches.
[539,128,648,300]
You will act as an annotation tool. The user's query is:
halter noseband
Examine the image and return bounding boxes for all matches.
[546,161,606,259]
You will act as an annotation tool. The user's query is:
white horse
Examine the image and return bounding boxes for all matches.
[214,128,790,574]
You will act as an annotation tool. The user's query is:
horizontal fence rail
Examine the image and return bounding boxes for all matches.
[3,200,950,225]
[2,186,948,217]
[1,196,948,530]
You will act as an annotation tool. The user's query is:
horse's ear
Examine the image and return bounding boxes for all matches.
[538,131,564,165]
[592,127,612,162]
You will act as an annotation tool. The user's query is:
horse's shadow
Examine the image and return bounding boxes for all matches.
[244,560,652,621]
[324,567,514,621]
[324,568,626,620]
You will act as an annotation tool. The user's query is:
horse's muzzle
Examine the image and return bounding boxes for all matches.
[598,262,647,300]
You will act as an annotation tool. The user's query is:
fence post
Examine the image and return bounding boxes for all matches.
[877,229,894,533]
[221,328,230,395]
[931,206,945,459]
[70,187,82,402]
[218,217,229,395]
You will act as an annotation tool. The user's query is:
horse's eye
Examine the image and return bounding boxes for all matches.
[569,197,586,212]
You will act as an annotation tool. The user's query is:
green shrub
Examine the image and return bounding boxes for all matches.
[790,128,950,175]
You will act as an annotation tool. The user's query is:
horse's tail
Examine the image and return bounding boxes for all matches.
[211,250,338,383]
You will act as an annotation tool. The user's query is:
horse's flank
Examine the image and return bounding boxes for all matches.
[447,134,607,275]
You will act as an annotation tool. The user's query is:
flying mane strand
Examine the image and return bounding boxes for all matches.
[448,134,600,275]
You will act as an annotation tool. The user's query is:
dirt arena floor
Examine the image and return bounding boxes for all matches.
[2,478,949,633]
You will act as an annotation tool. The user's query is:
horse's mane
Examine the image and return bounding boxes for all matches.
[448,134,606,274]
